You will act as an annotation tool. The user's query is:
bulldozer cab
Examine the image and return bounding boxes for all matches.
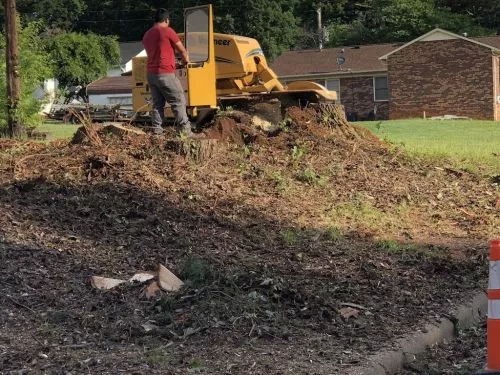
[184,5,217,109]
[132,4,217,120]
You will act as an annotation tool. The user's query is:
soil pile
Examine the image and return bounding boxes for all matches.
[0,107,497,374]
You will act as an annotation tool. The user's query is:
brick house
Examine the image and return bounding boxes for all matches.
[271,28,500,121]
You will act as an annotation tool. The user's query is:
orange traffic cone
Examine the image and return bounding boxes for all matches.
[478,239,500,374]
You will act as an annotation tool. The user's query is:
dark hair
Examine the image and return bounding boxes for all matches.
[154,8,170,23]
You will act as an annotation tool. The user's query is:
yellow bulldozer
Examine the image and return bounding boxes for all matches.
[132,4,337,124]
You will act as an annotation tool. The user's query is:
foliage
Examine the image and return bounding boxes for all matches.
[0,20,53,131]
[15,0,87,30]
[324,0,492,47]
[44,31,120,86]
[436,0,500,32]
[227,0,300,60]
[75,0,162,42]
[0,0,498,61]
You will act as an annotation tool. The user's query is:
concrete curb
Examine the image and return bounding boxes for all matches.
[348,291,487,375]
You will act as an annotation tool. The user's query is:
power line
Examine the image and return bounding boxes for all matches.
[78,19,151,23]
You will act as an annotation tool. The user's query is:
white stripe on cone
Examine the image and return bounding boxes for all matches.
[489,261,500,290]
[489,300,500,319]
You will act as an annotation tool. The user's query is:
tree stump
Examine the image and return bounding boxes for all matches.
[165,138,218,163]
[71,124,102,146]
[316,104,361,139]
[103,123,146,137]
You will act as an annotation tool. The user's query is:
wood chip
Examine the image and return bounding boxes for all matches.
[90,276,127,290]
[145,281,161,299]
[129,272,156,283]
[341,302,368,310]
[158,264,184,292]
[339,307,360,319]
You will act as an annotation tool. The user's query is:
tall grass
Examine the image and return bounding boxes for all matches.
[358,119,500,175]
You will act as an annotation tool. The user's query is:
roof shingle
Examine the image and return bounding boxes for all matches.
[87,76,132,95]
[474,36,500,49]
[271,43,401,77]
[271,34,500,78]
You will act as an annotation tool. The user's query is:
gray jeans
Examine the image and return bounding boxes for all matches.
[147,73,190,130]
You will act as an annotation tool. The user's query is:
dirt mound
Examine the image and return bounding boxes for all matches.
[204,116,246,145]
[0,106,497,374]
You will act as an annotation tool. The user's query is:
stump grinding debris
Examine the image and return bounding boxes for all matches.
[0,106,497,374]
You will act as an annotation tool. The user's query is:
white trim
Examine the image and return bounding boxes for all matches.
[278,69,387,81]
[373,75,389,102]
[125,49,147,73]
[379,28,500,60]
[420,32,457,42]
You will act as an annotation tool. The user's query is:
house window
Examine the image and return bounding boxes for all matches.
[313,79,341,103]
[374,76,388,102]
[326,79,340,103]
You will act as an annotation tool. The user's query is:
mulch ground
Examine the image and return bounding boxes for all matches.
[0,107,497,374]
[401,320,486,374]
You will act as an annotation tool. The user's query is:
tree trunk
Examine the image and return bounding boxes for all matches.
[4,0,23,138]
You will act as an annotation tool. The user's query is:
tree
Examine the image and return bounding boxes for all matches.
[75,0,178,42]
[324,0,493,47]
[436,0,500,33]
[294,0,350,48]
[1,0,86,30]
[44,31,120,87]
[0,20,53,131]
[211,0,301,60]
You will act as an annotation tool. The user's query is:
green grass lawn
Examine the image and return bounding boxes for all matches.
[357,119,500,176]
[37,121,80,141]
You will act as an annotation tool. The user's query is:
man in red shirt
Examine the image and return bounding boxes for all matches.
[143,8,192,136]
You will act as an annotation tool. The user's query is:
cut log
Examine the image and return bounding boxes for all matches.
[103,123,146,137]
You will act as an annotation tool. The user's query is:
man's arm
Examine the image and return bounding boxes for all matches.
[174,41,190,65]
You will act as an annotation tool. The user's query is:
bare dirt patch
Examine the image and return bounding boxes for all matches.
[0,107,496,374]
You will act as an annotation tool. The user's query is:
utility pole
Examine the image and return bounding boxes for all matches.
[316,4,323,50]
[4,0,22,138]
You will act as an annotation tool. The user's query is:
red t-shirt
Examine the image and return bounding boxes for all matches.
[142,24,180,74]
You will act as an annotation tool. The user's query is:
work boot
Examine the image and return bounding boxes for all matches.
[177,123,194,138]
[145,126,164,135]
[151,127,164,135]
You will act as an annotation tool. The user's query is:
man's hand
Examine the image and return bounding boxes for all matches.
[175,41,190,65]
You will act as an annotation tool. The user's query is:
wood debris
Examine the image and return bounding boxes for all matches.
[90,276,127,290]
[158,264,184,292]
[90,266,183,293]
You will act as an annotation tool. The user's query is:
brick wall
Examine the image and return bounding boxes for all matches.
[339,76,389,120]
[388,39,495,120]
